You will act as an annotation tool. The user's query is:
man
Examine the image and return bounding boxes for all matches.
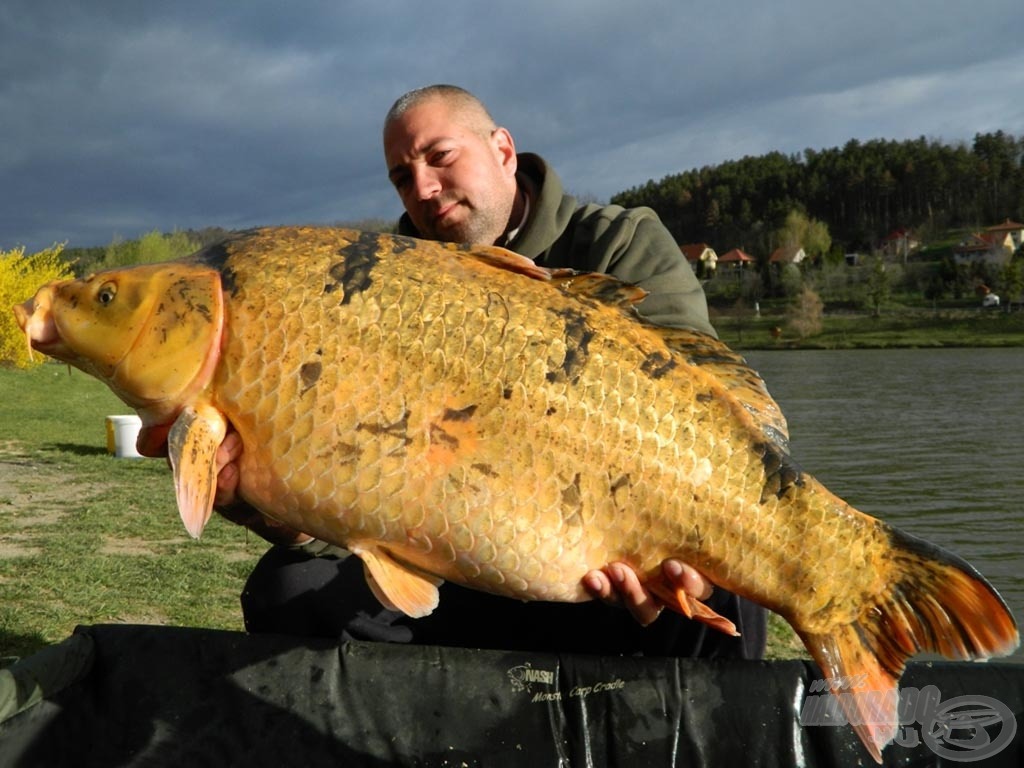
[218,85,766,658]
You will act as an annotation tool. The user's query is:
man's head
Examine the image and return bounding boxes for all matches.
[383,85,519,245]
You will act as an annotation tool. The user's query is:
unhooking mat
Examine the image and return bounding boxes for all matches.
[0,624,1020,766]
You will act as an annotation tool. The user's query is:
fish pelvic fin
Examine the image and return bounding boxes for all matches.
[798,525,1020,763]
[352,545,444,618]
[168,404,227,539]
[647,580,740,636]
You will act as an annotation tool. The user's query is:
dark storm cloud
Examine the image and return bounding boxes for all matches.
[2,0,1022,251]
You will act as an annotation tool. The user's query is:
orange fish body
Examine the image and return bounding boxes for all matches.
[14,226,1018,762]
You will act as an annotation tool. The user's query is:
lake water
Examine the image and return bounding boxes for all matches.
[742,348,1023,663]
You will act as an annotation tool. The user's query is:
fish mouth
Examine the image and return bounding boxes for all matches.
[13,288,62,361]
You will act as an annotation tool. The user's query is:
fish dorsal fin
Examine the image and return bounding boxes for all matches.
[549,271,649,309]
[461,245,563,281]
[352,545,444,618]
[658,328,791,448]
[463,245,649,309]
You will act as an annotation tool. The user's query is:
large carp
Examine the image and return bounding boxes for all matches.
[14,226,1018,762]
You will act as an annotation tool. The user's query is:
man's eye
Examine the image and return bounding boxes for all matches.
[431,149,452,165]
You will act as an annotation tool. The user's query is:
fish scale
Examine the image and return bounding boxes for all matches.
[14,225,1018,763]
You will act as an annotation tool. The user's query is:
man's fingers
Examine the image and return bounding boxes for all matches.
[216,429,242,470]
[608,563,663,626]
[664,560,714,600]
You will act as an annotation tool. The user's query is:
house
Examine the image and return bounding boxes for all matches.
[985,219,1024,251]
[679,243,718,276]
[717,248,756,269]
[953,231,1015,266]
[769,245,807,265]
[880,228,921,259]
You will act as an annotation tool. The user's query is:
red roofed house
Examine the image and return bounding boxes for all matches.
[954,231,1015,266]
[881,228,921,259]
[718,248,756,270]
[679,243,718,277]
[986,219,1024,250]
[769,245,807,265]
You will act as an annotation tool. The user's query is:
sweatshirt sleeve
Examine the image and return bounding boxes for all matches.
[586,207,717,337]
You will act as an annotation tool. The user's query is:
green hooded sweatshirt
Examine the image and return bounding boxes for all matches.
[397,153,715,336]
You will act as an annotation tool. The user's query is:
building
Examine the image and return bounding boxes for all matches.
[679,243,718,276]
[880,228,921,259]
[985,219,1024,251]
[953,231,1015,266]
[717,248,756,270]
[768,245,807,265]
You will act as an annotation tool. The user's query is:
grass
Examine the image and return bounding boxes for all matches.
[0,362,806,663]
[714,306,1024,349]
[0,363,264,660]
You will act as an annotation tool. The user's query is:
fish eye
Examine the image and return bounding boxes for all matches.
[97,282,117,306]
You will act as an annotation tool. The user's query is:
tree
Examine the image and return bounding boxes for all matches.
[998,257,1023,311]
[864,256,891,317]
[787,285,824,339]
[0,244,73,368]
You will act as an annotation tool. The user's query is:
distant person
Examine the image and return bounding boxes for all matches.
[215,84,766,659]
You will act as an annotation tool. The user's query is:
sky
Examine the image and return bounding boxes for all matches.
[3,0,1023,252]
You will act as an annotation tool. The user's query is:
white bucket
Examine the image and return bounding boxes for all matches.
[105,415,143,459]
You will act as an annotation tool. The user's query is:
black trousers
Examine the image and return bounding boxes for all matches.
[241,545,768,659]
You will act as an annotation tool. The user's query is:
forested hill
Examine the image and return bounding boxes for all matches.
[611,131,1023,255]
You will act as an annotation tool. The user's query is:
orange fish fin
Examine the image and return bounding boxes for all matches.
[798,525,1019,764]
[798,627,898,764]
[167,404,227,540]
[352,545,444,619]
[462,244,564,281]
[647,580,740,636]
[549,271,649,309]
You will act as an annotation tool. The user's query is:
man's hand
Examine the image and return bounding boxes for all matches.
[213,429,244,508]
[583,560,713,626]
[213,428,313,547]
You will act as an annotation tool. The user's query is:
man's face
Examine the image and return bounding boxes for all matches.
[383,98,518,245]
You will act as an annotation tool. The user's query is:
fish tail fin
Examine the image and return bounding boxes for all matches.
[799,527,1019,763]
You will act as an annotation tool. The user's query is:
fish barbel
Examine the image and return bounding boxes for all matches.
[13,226,1018,762]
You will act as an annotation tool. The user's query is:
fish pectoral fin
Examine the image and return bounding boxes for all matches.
[168,404,227,539]
[647,581,740,637]
[353,546,443,618]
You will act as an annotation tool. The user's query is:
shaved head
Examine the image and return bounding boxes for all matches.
[384,84,497,140]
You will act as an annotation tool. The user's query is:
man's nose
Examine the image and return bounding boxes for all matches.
[411,168,442,201]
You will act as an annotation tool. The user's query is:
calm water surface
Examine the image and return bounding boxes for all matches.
[743,348,1023,663]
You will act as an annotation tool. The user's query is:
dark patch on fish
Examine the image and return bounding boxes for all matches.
[357,412,411,446]
[472,463,500,478]
[328,231,381,304]
[193,241,239,296]
[389,235,420,254]
[442,405,478,422]
[546,308,594,384]
[640,351,676,379]
[758,443,804,502]
[299,361,322,394]
[429,424,458,449]
[561,473,582,513]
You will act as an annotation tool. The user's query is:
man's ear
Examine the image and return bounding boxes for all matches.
[491,126,518,178]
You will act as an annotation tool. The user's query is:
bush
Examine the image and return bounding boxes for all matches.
[0,244,74,368]
[787,285,824,339]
